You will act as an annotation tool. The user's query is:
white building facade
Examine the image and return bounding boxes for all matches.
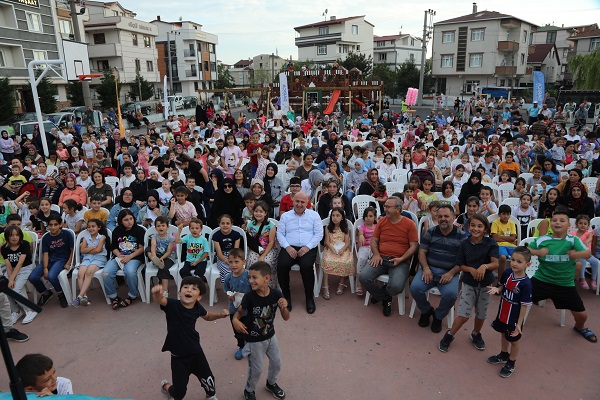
[373,34,422,70]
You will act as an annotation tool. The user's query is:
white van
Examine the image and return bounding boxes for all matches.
[167,96,184,110]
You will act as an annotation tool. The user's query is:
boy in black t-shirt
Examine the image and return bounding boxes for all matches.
[153,277,229,400]
[233,261,290,400]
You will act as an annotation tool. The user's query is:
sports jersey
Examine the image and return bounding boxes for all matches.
[496,269,532,327]
[529,234,587,287]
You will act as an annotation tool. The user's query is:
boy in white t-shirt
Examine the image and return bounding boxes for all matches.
[16,353,73,396]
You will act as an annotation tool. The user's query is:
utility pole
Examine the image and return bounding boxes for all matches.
[167,31,173,95]
[271,53,275,83]
[68,0,92,107]
[418,9,435,106]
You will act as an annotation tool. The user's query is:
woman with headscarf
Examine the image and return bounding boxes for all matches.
[136,190,169,228]
[315,144,332,164]
[106,187,141,231]
[458,171,483,213]
[58,173,87,206]
[207,177,244,228]
[317,178,353,220]
[263,163,284,210]
[41,171,64,205]
[250,179,273,211]
[203,168,224,220]
[130,167,162,206]
[301,169,324,199]
[555,168,583,196]
[358,168,384,196]
[559,181,595,218]
[274,142,292,165]
[346,159,367,201]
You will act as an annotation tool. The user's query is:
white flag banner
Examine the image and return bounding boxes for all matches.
[163,75,169,120]
[279,72,289,114]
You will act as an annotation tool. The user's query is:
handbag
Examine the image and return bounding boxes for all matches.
[246,221,266,253]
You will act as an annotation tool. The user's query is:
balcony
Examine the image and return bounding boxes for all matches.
[496,66,517,75]
[88,43,118,58]
[497,41,519,52]
[500,18,521,29]
[185,70,197,77]
[183,49,196,58]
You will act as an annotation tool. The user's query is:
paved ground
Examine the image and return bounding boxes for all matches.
[2,277,599,399]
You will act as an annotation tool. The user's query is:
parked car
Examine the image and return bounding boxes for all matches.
[123,102,153,116]
[47,112,75,129]
[59,106,103,129]
[13,120,58,139]
[183,96,198,109]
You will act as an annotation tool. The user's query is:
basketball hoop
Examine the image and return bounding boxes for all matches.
[78,73,102,81]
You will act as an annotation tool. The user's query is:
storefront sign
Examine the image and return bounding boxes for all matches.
[6,0,39,7]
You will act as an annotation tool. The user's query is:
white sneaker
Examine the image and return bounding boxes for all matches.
[22,311,38,324]
[10,310,24,325]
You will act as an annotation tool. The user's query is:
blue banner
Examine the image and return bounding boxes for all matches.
[533,71,545,105]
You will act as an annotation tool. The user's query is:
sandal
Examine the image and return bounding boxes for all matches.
[119,297,135,308]
[321,286,330,300]
[579,278,590,290]
[336,283,347,295]
[356,287,364,296]
[111,297,122,310]
[574,327,598,343]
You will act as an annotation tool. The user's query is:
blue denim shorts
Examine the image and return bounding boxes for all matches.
[499,246,515,258]
[80,254,108,268]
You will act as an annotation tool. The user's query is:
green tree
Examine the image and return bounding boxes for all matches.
[569,50,600,89]
[284,60,317,71]
[338,52,372,77]
[395,60,420,98]
[215,64,236,89]
[128,73,154,101]
[251,69,270,87]
[0,77,15,122]
[95,70,119,109]
[370,63,398,98]
[27,71,57,113]
[66,81,84,106]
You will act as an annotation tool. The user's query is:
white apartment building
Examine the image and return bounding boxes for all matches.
[567,25,600,56]
[294,16,374,65]
[373,34,422,70]
[84,1,159,101]
[252,53,290,84]
[229,59,252,87]
[431,6,537,96]
[153,17,218,97]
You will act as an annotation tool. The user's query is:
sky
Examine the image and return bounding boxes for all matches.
[117,0,600,65]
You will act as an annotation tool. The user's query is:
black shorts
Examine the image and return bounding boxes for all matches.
[491,318,522,343]
[531,277,585,312]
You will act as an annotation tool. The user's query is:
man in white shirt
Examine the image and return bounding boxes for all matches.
[277,192,323,314]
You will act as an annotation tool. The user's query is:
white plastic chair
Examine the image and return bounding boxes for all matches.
[317,218,355,294]
[105,176,119,199]
[519,237,566,326]
[175,225,213,301]
[582,177,597,198]
[351,195,378,221]
[497,183,514,204]
[488,214,521,245]
[526,218,544,238]
[409,285,454,329]
[385,181,403,196]
[207,225,247,306]
[143,225,179,303]
[364,277,410,315]
[520,172,534,183]
[24,231,40,303]
[71,229,111,303]
[500,197,521,212]
[391,169,410,184]
[50,204,61,214]
[39,228,76,306]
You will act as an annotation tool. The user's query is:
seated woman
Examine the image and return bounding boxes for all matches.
[317,178,353,220]
[130,167,161,207]
[41,172,64,205]
[58,174,87,207]
[558,181,595,219]
[106,188,141,231]
[137,190,169,228]
[87,171,113,208]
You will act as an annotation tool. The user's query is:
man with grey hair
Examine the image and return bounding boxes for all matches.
[359,196,419,317]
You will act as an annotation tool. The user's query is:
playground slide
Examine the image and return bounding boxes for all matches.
[352,97,365,107]
[323,90,341,115]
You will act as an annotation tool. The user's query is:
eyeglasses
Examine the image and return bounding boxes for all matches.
[383,205,399,209]
[223,184,233,188]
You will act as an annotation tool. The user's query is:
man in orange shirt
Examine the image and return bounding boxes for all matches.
[498,151,521,179]
[359,196,418,317]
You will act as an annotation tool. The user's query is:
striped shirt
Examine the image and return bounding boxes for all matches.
[496,269,532,327]
[420,226,468,271]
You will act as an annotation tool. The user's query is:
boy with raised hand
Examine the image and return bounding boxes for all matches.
[233,261,290,400]
[154,277,229,400]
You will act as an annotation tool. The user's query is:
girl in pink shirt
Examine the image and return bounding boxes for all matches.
[168,186,198,227]
[570,215,599,291]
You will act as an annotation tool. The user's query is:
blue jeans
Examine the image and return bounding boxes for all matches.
[579,257,600,280]
[345,191,355,202]
[250,165,257,178]
[359,260,409,301]
[29,260,67,294]
[410,267,459,320]
[102,258,142,299]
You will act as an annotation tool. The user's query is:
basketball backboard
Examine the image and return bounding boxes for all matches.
[61,39,90,81]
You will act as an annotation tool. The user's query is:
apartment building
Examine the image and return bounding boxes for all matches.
[153,17,218,97]
[294,16,374,65]
[229,59,252,87]
[84,1,159,101]
[431,6,537,96]
[567,25,600,56]
[373,34,422,70]
[526,43,561,85]
[252,53,290,84]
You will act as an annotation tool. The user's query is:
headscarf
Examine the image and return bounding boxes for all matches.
[365,168,380,190]
[562,168,583,195]
[355,158,367,173]
[250,178,266,195]
[147,189,160,204]
[65,173,77,190]
[264,163,278,182]
[458,171,483,204]
[567,181,587,213]
[307,169,324,192]
[117,187,134,208]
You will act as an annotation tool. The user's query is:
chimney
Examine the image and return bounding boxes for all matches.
[330,16,336,20]
[156,15,161,21]
[472,3,477,13]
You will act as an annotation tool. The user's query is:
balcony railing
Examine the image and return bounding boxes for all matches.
[185,70,197,77]
[496,66,517,75]
[183,49,196,57]
[497,41,519,52]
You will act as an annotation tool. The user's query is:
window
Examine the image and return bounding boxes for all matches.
[33,50,46,68]
[409,53,415,62]
[411,38,415,46]
[204,61,209,71]
[520,53,525,65]
[210,62,216,72]
[563,49,569,58]
[319,26,329,35]
[97,60,109,71]
[132,34,138,46]
[0,50,4,67]
[59,19,72,39]
[471,28,485,41]
[317,45,327,55]
[378,53,387,61]
[146,60,153,72]
[591,38,600,51]
[113,11,118,16]
[442,31,455,43]
[93,33,106,44]
[464,80,480,93]
[208,43,215,53]
[356,45,360,51]
[134,59,140,73]
[26,12,42,32]
[352,25,358,35]
[546,31,557,44]
[522,30,528,43]
[441,54,453,68]
[339,44,349,54]
[469,53,483,67]
[499,79,505,86]
[376,41,386,47]
[143,36,151,48]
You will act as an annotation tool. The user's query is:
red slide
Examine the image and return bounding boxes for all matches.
[352,97,365,107]
[323,90,341,115]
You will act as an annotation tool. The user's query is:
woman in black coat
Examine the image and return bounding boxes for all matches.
[458,171,483,213]
[207,177,244,228]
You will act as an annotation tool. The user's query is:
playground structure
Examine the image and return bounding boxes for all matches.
[195,67,384,118]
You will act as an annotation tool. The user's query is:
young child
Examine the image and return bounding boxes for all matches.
[74,218,109,307]
[449,165,468,190]
[486,246,533,378]
[422,201,441,232]
[84,195,109,224]
[81,134,97,166]
[232,261,290,400]
[119,161,136,190]
[529,207,597,343]
[148,216,176,297]
[402,183,419,215]
[28,215,74,314]
[356,207,377,296]
[245,201,278,288]
[16,353,73,396]
[213,214,243,284]
[153,278,229,400]
[76,166,93,190]
[417,177,438,218]
[1,225,34,323]
[509,177,527,199]
[62,199,85,235]
[512,193,536,240]
[223,248,251,360]
[320,207,354,299]
[176,218,209,279]
[491,205,518,281]
[372,182,388,201]
[439,213,499,352]
[478,186,498,217]
[571,215,599,291]
[157,178,173,206]
[169,186,197,227]
[33,198,61,236]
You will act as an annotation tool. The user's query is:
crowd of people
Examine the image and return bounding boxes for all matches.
[2,95,600,398]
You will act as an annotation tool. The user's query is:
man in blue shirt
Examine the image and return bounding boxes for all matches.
[435,111,446,127]
[527,101,540,125]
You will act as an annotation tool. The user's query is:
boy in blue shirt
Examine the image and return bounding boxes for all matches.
[175,218,209,279]
[223,248,251,360]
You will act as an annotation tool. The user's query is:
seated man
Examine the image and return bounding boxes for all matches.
[359,196,418,317]
[410,204,467,332]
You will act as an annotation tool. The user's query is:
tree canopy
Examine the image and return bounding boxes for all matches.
[128,73,154,101]
[94,70,119,109]
[66,81,84,106]
[338,52,372,77]
[569,49,600,90]
[0,78,15,122]
[27,71,57,113]
[215,64,236,89]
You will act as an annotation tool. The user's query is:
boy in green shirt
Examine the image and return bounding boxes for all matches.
[529,207,597,343]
